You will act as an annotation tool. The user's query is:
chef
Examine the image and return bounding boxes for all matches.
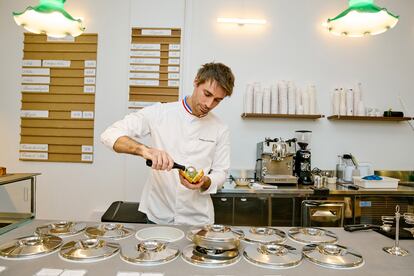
[101,62,235,225]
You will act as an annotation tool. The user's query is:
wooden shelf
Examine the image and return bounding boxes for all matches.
[241,113,325,119]
[327,115,413,121]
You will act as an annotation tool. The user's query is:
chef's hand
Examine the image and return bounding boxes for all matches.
[142,147,174,171]
[179,174,211,191]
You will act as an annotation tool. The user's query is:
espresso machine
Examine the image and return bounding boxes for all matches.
[294,130,313,185]
[256,138,297,184]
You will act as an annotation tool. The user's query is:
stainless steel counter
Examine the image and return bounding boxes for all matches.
[0,220,413,275]
[217,182,414,196]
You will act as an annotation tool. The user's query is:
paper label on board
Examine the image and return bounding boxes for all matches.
[81,154,93,162]
[82,111,94,119]
[129,101,158,108]
[20,144,48,152]
[22,60,41,67]
[129,73,159,79]
[42,60,71,67]
[84,69,96,76]
[130,65,159,72]
[22,76,50,84]
[141,29,171,36]
[168,80,179,87]
[47,36,75,42]
[129,80,159,86]
[130,51,160,57]
[131,43,160,50]
[168,66,179,72]
[84,77,96,85]
[81,145,93,153]
[168,58,180,65]
[168,73,179,79]
[168,51,180,58]
[169,44,180,50]
[71,111,83,119]
[21,85,49,92]
[21,110,49,118]
[22,68,50,75]
[84,60,96,68]
[83,86,95,93]
[20,152,48,160]
[130,58,160,64]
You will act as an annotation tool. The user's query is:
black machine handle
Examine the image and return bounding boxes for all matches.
[145,159,186,171]
[344,224,380,232]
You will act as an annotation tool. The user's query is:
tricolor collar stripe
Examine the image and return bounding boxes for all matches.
[182,96,192,114]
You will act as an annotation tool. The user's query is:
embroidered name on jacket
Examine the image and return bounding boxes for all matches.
[199,138,215,143]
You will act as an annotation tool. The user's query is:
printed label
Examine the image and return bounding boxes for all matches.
[22,60,41,67]
[169,44,180,50]
[84,60,97,68]
[168,66,179,72]
[20,144,48,151]
[22,68,50,75]
[129,73,159,79]
[168,58,180,65]
[70,111,83,119]
[81,154,93,162]
[20,152,48,160]
[168,73,179,79]
[141,29,172,36]
[168,51,180,57]
[129,80,159,86]
[130,58,160,64]
[22,76,50,84]
[81,145,93,153]
[129,101,158,108]
[131,44,160,50]
[42,60,71,67]
[21,110,49,118]
[130,51,160,57]
[84,69,96,76]
[130,65,160,72]
[21,85,49,92]
[168,80,180,87]
[83,86,95,93]
[82,111,94,119]
[47,36,75,42]
[84,77,96,85]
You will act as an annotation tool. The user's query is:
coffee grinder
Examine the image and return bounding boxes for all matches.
[294,130,313,185]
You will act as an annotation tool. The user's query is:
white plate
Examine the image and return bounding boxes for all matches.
[135,227,184,242]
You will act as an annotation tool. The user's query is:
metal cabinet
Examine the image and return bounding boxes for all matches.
[270,197,296,226]
[212,196,233,225]
[233,196,268,226]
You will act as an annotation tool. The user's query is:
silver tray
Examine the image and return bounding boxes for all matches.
[0,234,62,259]
[243,242,302,268]
[85,223,133,239]
[121,240,180,265]
[59,238,120,262]
[243,227,287,244]
[36,221,86,237]
[181,244,240,267]
[288,227,338,244]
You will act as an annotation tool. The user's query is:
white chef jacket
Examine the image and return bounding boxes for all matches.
[100,101,230,225]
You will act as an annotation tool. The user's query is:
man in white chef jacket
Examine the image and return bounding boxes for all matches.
[101,62,235,225]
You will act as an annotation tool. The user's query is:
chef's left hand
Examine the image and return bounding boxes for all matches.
[179,174,211,191]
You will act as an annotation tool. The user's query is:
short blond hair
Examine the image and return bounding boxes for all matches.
[195,62,235,96]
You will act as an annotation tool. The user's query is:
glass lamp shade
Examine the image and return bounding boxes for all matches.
[13,0,85,38]
[325,0,399,37]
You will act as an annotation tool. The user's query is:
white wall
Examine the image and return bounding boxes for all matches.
[0,0,413,220]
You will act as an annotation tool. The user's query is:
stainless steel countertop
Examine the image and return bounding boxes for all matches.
[0,220,413,276]
[0,173,40,186]
[216,181,414,196]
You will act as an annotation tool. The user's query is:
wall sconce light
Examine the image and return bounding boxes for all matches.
[217,17,266,26]
[13,0,85,38]
[324,0,399,37]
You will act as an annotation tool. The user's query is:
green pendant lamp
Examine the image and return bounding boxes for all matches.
[13,0,85,38]
[325,0,399,37]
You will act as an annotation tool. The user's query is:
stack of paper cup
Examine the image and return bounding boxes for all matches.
[278,81,288,114]
[295,88,302,114]
[287,82,296,114]
[302,90,310,114]
[308,84,317,115]
[339,88,346,115]
[262,87,271,114]
[332,88,340,115]
[244,83,254,113]
[253,82,263,114]
[270,84,278,114]
[346,88,354,115]
[354,83,362,116]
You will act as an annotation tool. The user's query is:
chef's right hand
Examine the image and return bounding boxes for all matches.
[142,147,174,171]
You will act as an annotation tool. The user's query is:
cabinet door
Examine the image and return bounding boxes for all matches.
[212,196,233,225]
[271,197,294,226]
[234,197,268,226]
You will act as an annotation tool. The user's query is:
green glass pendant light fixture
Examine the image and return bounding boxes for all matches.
[13,0,85,38]
[324,0,399,37]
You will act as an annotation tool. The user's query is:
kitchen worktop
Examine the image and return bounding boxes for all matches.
[0,220,413,275]
[217,181,414,195]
